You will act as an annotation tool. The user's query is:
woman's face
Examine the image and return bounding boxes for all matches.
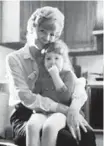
[36,20,62,46]
[44,52,64,72]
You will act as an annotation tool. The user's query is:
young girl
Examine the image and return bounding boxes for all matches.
[6,6,96,146]
[32,39,85,146]
[34,39,76,106]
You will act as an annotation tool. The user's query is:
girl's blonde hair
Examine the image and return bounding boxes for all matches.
[43,40,74,71]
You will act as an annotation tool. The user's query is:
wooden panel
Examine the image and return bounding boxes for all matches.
[94,1,103,31]
[20,1,40,42]
[64,1,96,49]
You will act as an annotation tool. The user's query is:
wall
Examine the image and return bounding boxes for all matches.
[0,46,14,82]
[0,46,14,136]
[0,1,2,42]
[2,1,20,42]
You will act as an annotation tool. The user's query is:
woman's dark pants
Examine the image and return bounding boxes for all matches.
[11,103,96,146]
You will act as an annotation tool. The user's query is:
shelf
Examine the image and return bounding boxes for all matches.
[92,30,104,35]
[0,42,25,50]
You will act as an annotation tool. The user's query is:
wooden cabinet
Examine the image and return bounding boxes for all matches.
[64,1,96,49]
[20,1,65,42]
[0,1,98,53]
[20,1,97,53]
[20,1,40,43]
[85,82,103,131]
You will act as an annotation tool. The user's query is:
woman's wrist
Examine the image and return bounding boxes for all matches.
[68,98,81,112]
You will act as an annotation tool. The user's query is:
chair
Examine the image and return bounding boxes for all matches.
[0,87,17,146]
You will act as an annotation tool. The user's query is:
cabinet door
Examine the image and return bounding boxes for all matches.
[86,86,103,130]
[64,1,96,50]
[20,1,40,42]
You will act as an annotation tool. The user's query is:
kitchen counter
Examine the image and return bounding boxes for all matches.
[87,80,103,88]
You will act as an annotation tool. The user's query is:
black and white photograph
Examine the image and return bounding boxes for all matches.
[0,0,103,146]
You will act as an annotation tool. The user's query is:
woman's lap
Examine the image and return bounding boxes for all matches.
[11,103,96,146]
[57,126,96,146]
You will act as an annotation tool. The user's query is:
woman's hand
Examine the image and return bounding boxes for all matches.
[66,110,81,141]
[66,110,93,142]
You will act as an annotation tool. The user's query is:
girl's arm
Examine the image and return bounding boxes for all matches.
[48,65,87,111]
[48,65,75,105]
[6,54,58,112]
[52,71,75,105]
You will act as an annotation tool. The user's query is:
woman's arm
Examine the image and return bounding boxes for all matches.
[6,54,78,115]
[6,54,59,112]
[48,65,89,140]
[69,77,87,111]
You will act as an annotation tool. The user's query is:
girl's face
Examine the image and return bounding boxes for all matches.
[36,20,62,46]
[44,52,64,72]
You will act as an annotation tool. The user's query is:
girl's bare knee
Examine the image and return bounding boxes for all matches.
[42,113,66,134]
[26,117,41,133]
[43,122,53,133]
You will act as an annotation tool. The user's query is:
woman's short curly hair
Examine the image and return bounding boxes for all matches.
[27,6,64,34]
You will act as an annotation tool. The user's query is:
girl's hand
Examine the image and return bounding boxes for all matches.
[48,65,59,76]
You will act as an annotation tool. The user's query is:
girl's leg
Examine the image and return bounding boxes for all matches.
[41,113,66,146]
[26,113,47,146]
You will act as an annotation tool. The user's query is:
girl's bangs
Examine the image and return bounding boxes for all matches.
[46,43,63,55]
